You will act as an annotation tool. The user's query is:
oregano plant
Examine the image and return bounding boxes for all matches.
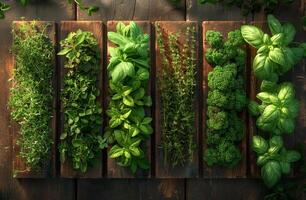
[58,30,103,173]
[9,21,54,173]
[105,22,152,174]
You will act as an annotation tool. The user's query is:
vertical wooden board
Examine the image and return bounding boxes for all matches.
[76,0,185,21]
[59,21,103,178]
[186,0,249,21]
[186,179,267,200]
[106,21,152,178]
[10,21,56,178]
[77,179,185,200]
[155,21,200,178]
[202,21,247,178]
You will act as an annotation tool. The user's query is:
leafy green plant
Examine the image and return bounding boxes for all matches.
[252,135,300,188]
[156,23,197,167]
[249,82,299,135]
[106,22,152,173]
[203,29,247,168]
[0,0,98,19]
[241,14,305,81]
[58,30,103,173]
[198,0,295,16]
[9,22,54,172]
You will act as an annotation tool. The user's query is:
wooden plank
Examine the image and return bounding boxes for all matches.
[59,21,104,178]
[155,21,200,178]
[202,21,247,178]
[186,0,248,21]
[10,21,56,178]
[76,0,185,21]
[106,21,152,178]
[77,179,185,200]
[0,0,75,198]
[186,179,267,200]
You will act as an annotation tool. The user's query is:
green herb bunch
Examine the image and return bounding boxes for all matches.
[58,30,103,173]
[204,29,247,168]
[198,0,295,16]
[106,22,152,173]
[241,15,306,188]
[9,22,54,171]
[156,24,197,167]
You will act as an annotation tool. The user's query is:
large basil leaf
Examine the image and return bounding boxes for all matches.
[241,25,264,48]
[261,161,282,188]
[282,23,296,46]
[278,83,294,102]
[277,118,295,134]
[269,48,285,67]
[268,136,283,154]
[260,81,278,92]
[252,135,268,155]
[257,105,280,131]
[271,33,284,46]
[111,61,135,83]
[253,53,273,80]
[268,15,283,35]
[279,161,291,174]
[286,99,300,118]
[108,32,130,46]
[285,150,301,163]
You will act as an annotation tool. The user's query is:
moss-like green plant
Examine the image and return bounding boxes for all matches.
[58,30,103,173]
[156,24,197,167]
[9,22,54,171]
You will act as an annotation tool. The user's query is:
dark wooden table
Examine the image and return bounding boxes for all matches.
[0,0,305,199]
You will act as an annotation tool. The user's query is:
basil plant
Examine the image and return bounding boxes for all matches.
[241,15,305,81]
[252,135,300,188]
[249,81,299,135]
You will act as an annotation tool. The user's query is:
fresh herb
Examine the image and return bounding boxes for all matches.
[58,30,103,173]
[156,23,197,167]
[203,29,247,168]
[198,0,295,16]
[252,135,300,188]
[249,82,299,135]
[9,22,54,171]
[241,15,305,82]
[0,0,98,19]
[106,22,152,173]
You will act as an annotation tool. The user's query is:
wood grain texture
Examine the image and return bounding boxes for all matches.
[186,0,249,21]
[0,0,75,199]
[77,0,185,21]
[155,21,200,178]
[202,21,247,178]
[59,21,104,178]
[106,21,152,178]
[186,179,267,200]
[77,179,185,200]
[11,21,56,178]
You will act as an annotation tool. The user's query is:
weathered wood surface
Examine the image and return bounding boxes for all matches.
[59,21,104,178]
[202,21,247,178]
[155,21,200,178]
[106,21,152,178]
[0,0,75,199]
[11,21,56,178]
[77,0,185,21]
[78,179,185,200]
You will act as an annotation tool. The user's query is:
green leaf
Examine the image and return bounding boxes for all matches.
[19,0,28,6]
[268,136,283,154]
[111,61,135,83]
[109,145,124,158]
[109,118,122,128]
[282,23,296,45]
[123,95,134,107]
[248,100,260,116]
[256,92,272,104]
[252,136,268,155]
[108,32,130,46]
[261,161,282,188]
[269,48,285,67]
[271,33,284,46]
[279,161,291,174]
[253,53,273,80]
[268,14,283,34]
[278,83,294,102]
[241,25,264,48]
[58,48,71,56]
[129,147,141,157]
[285,150,301,163]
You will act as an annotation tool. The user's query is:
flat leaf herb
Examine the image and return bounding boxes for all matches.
[9,21,54,172]
[156,23,197,167]
[58,30,103,173]
[106,22,152,174]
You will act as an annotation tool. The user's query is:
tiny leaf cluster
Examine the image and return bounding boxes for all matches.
[10,22,54,171]
[156,24,197,167]
[58,30,103,173]
[204,29,247,168]
[106,22,152,173]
